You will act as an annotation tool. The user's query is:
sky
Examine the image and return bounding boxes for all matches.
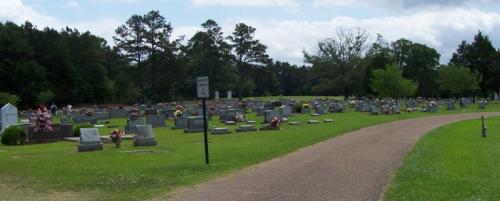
[1,0,500,65]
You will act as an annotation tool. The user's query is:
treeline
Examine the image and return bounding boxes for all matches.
[1,10,499,108]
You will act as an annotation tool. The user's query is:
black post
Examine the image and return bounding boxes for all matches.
[202,98,210,164]
[482,116,487,138]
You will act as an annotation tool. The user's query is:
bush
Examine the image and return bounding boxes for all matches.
[295,103,303,113]
[1,126,27,146]
[0,92,20,105]
[73,124,94,137]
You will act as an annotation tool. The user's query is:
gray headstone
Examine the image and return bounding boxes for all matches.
[134,125,157,146]
[78,128,103,152]
[1,103,17,134]
[173,117,188,129]
[146,114,167,127]
[264,110,280,123]
[227,91,232,99]
[236,124,257,132]
[184,116,204,133]
[211,127,231,135]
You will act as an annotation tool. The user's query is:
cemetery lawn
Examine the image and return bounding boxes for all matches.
[383,116,500,201]
[1,104,500,201]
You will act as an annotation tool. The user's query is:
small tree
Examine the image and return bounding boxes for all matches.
[437,64,482,97]
[0,92,20,105]
[370,64,418,98]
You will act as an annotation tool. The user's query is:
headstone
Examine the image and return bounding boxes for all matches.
[288,121,301,125]
[146,114,167,127]
[236,125,257,132]
[78,128,103,152]
[315,105,327,114]
[1,103,17,133]
[247,120,257,124]
[110,109,127,118]
[324,119,334,123]
[446,101,456,110]
[225,121,236,125]
[479,101,487,109]
[214,91,220,100]
[134,125,157,146]
[279,105,292,117]
[307,120,320,124]
[211,127,231,135]
[184,116,204,133]
[125,118,144,133]
[264,110,280,123]
[227,91,232,99]
[173,117,188,129]
[94,111,110,120]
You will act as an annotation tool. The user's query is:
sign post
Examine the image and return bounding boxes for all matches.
[197,76,210,164]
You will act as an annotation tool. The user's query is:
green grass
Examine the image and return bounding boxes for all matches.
[2,103,500,201]
[383,116,500,201]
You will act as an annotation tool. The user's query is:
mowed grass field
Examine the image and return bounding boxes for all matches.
[383,116,500,201]
[1,103,500,201]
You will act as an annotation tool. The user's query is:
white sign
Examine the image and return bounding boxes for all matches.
[197,76,209,98]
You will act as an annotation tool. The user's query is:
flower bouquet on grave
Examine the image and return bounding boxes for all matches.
[235,112,245,122]
[270,117,281,129]
[34,106,54,132]
[129,110,140,120]
[110,129,125,148]
[302,104,310,109]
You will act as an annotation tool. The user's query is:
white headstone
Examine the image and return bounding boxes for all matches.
[227,91,232,99]
[214,91,220,100]
[1,103,18,133]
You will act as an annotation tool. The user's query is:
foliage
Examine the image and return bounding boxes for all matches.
[305,28,369,98]
[437,64,482,97]
[228,23,270,99]
[450,31,498,96]
[0,92,20,105]
[1,126,26,146]
[370,64,418,98]
[36,90,55,104]
[73,124,94,137]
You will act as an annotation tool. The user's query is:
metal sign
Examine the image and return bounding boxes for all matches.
[197,76,209,98]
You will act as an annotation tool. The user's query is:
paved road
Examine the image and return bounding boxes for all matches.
[165,113,500,201]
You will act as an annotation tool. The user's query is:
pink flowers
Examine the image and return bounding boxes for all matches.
[34,106,53,132]
[270,117,281,128]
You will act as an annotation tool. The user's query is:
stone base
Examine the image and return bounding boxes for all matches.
[211,128,231,135]
[134,138,157,146]
[236,125,257,132]
[184,128,205,133]
[78,143,103,152]
[259,124,280,131]
[307,120,320,124]
[324,119,334,123]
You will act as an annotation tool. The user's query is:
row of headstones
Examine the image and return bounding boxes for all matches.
[211,119,335,134]
[78,124,157,152]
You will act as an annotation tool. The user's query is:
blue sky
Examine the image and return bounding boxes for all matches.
[1,0,500,65]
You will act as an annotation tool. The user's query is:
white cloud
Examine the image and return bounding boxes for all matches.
[192,0,298,7]
[214,8,500,65]
[313,0,497,8]
[0,0,120,43]
[64,1,81,9]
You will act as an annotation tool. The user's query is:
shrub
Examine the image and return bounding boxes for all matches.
[1,126,27,146]
[73,124,94,137]
[295,103,303,113]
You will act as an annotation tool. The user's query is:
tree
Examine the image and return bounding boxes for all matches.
[370,64,418,98]
[114,14,147,102]
[185,19,237,98]
[437,64,482,97]
[142,10,175,101]
[228,23,270,99]
[305,28,369,98]
[391,39,440,97]
[450,31,497,96]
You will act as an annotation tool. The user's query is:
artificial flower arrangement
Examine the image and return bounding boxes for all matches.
[129,110,141,120]
[270,116,281,129]
[109,129,125,148]
[174,105,184,118]
[302,104,310,109]
[235,112,245,122]
[33,106,53,132]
